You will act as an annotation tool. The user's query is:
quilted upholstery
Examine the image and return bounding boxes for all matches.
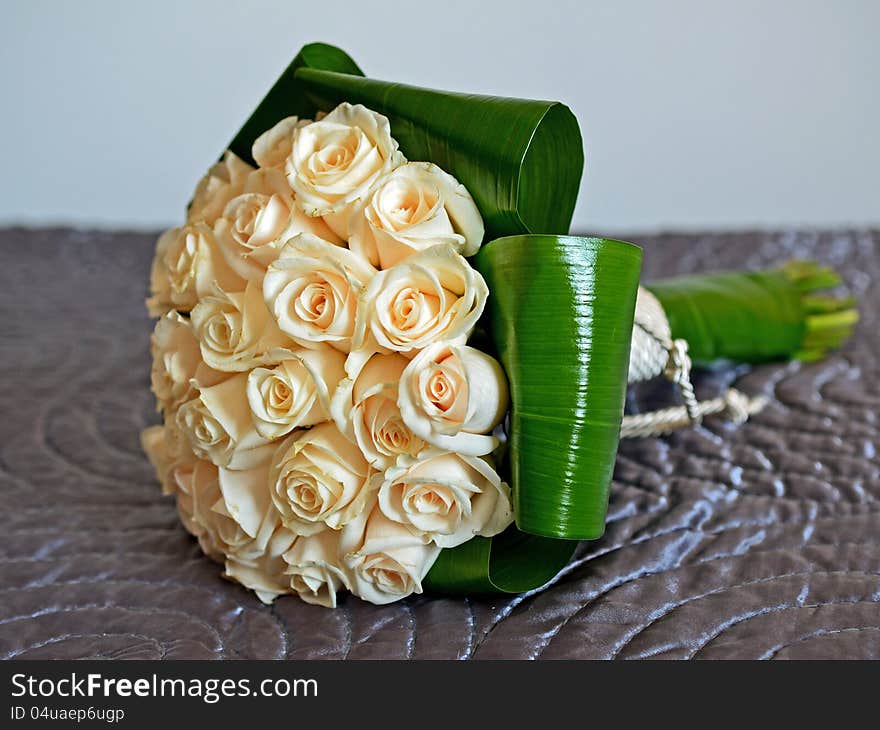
[0,227,876,659]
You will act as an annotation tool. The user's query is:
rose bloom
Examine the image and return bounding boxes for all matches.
[283,529,350,608]
[354,244,487,356]
[349,162,484,269]
[166,460,207,542]
[398,341,508,456]
[269,421,372,536]
[149,312,202,414]
[263,233,376,352]
[214,167,342,283]
[166,458,227,560]
[147,223,245,316]
[286,103,404,238]
[188,151,254,226]
[246,345,346,440]
[176,372,274,470]
[190,281,294,372]
[330,353,426,470]
[252,115,312,170]
[377,451,513,548]
[171,456,280,566]
[142,424,182,496]
[142,417,199,497]
[225,525,297,604]
[340,503,440,605]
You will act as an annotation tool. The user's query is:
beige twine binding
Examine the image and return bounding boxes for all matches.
[621,287,768,439]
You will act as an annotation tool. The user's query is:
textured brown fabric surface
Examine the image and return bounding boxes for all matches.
[0,227,877,660]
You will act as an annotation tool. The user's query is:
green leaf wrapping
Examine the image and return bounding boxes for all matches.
[475,235,642,539]
[426,236,641,592]
[295,68,583,240]
[424,528,578,594]
[646,261,858,364]
[223,42,583,240]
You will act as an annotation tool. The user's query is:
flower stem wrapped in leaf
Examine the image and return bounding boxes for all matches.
[646,260,858,365]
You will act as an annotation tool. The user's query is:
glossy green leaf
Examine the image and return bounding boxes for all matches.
[475,235,642,540]
[424,526,577,594]
[220,42,583,240]
[646,261,858,364]
[295,67,583,240]
[227,43,364,165]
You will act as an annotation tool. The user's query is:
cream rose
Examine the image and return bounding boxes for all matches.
[377,451,513,548]
[141,425,174,494]
[398,341,508,456]
[349,162,484,269]
[330,353,426,470]
[283,529,350,608]
[141,419,197,496]
[340,504,440,605]
[147,223,246,316]
[269,422,372,536]
[252,116,312,170]
[149,312,202,414]
[168,458,223,559]
[263,233,376,352]
[225,525,297,604]
[189,357,231,391]
[165,460,204,540]
[176,373,274,470]
[191,281,294,372]
[354,244,487,355]
[214,167,342,283]
[188,150,254,225]
[286,103,404,237]
[172,457,280,565]
[246,346,346,439]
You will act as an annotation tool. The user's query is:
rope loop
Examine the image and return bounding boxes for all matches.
[665,338,701,424]
[622,286,767,439]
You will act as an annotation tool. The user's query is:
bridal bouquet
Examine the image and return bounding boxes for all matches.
[143,102,520,606]
[143,43,857,607]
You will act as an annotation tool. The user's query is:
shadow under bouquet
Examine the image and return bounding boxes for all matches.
[142,43,857,606]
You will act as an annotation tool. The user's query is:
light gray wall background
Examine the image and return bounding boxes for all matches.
[1,0,877,233]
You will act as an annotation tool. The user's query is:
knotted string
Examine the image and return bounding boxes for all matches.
[621,287,767,439]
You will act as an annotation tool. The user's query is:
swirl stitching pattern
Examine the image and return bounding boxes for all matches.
[0,227,876,659]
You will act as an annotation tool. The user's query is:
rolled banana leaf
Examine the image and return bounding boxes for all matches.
[424,528,578,594]
[646,261,858,364]
[225,42,584,240]
[425,235,641,593]
[476,235,642,539]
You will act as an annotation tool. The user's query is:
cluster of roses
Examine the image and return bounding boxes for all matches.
[142,103,513,606]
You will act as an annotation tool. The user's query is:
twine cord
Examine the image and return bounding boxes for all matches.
[621,287,767,439]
